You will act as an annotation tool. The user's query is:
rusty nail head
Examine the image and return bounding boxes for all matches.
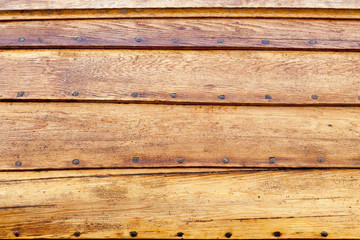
[218,95,225,100]
[132,157,140,163]
[135,37,142,42]
[17,91,24,97]
[269,157,276,164]
[222,158,229,164]
[76,37,83,42]
[72,91,79,97]
[130,231,138,237]
[15,161,22,167]
[170,93,177,98]
[177,232,184,237]
[72,159,80,165]
[274,231,281,237]
[317,157,325,163]
[311,94,318,100]
[265,94,272,100]
[172,38,179,43]
[225,232,232,238]
[217,39,224,44]
[310,40,317,45]
[177,157,184,164]
[131,92,138,98]
[262,40,269,45]
[74,232,81,237]
[19,38,25,42]
[321,231,328,237]
[14,231,20,237]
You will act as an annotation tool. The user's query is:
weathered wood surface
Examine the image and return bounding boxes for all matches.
[0,169,359,239]
[1,50,360,104]
[3,8,360,21]
[2,0,360,10]
[1,103,360,170]
[2,19,360,50]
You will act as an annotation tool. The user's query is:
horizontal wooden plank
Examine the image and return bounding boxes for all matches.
[1,103,360,170]
[0,169,359,239]
[2,19,360,50]
[2,0,360,10]
[3,8,360,21]
[1,50,360,104]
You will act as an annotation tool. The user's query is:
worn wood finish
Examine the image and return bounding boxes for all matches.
[2,0,360,10]
[1,102,360,170]
[3,8,360,21]
[2,19,360,50]
[2,50,360,104]
[0,169,359,239]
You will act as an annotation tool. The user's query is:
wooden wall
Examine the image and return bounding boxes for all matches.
[1,1,360,239]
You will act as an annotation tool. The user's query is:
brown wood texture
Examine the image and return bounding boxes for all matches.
[2,0,360,10]
[0,169,359,239]
[2,19,360,50]
[3,8,360,21]
[1,102,360,170]
[1,50,360,104]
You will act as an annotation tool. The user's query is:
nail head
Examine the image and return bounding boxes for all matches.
[17,91,24,97]
[262,40,269,45]
[225,232,232,238]
[76,37,83,42]
[135,37,142,42]
[172,38,179,43]
[132,157,140,163]
[265,94,272,100]
[19,38,25,42]
[218,95,225,100]
[177,157,184,164]
[321,231,328,237]
[72,159,80,165]
[131,92,138,98]
[15,161,22,167]
[130,231,138,237]
[269,157,276,164]
[310,40,317,45]
[74,232,81,237]
[72,91,79,97]
[170,93,177,98]
[177,232,184,237]
[217,39,224,44]
[222,158,229,164]
[317,157,325,163]
[311,94,319,100]
[274,231,281,237]
[14,231,20,237]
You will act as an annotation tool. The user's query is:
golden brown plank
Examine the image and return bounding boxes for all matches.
[0,169,359,239]
[2,0,360,10]
[1,49,360,104]
[1,103,360,170]
[2,19,360,50]
[3,8,360,21]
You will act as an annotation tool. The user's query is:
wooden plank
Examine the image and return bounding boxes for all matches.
[3,8,360,21]
[0,169,359,239]
[2,0,360,10]
[2,19,360,50]
[1,102,360,170]
[1,49,360,104]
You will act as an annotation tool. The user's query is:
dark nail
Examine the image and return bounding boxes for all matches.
[225,232,232,238]
[218,95,225,100]
[321,231,328,237]
[72,91,79,97]
[358,96,360,100]
[269,157,276,164]
[17,91,24,97]
[177,232,184,237]
[14,231,20,237]
[265,94,272,100]
[15,161,22,167]
[131,92,138,98]
[317,157,325,163]
[76,37,83,42]
[132,157,140,163]
[217,39,224,44]
[135,37,142,42]
[311,94,319,100]
[309,40,317,45]
[222,158,229,164]
[177,157,184,164]
[130,231,138,237]
[170,93,177,98]
[72,159,80,165]
[172,38,179,43]
[18,38,25,42]
[74,232,81,237]
[274,231,281,237]
[262,40,269,45]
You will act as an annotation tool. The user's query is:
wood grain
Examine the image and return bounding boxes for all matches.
[3,8,360,21]
[2,0,360,10]
[1,49,360,104]
[0,169,359,239]
[2,19,360,50]
[1,102,360,170]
